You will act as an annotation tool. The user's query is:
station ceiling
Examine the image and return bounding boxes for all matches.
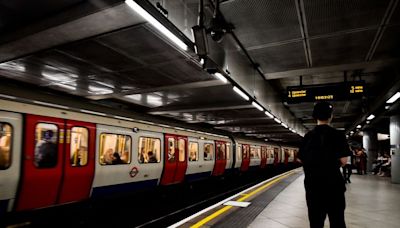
[0,0,399,143]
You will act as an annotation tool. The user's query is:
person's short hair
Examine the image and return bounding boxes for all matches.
[312,101,333,120]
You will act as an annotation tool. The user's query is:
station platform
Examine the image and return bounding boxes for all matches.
[169,168,400,228]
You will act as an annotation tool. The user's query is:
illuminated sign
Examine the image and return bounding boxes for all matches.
[286,81,365,103]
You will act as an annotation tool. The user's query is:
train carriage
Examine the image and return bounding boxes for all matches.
[0,98,298,214]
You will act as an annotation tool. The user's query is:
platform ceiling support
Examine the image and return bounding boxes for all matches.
[363,129,378,173]
[390,115,400,184]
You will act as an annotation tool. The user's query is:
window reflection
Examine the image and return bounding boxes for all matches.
[0,123,12,170]
[70,127,89,167]
[34,123,58,168]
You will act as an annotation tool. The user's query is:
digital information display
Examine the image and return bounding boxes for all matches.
[286,81,365,103]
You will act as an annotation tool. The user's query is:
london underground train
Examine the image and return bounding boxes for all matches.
[0,98,298,215]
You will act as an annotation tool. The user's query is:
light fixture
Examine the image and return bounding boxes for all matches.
[251,101,263,111]
[33,101,69,110]
[233,86,249,101]
[274,118,282,124]
[125,0,188,51]
[114,115,134,121]
[200,58,205,65]
[350,131,354,134]
[385,105,390,110]
[213,72,228,83]
[264,110,274,118]
[386,92,400,104]
[367,114,375,120]
[81,109,107,116]
[366,120,370,124]
[281,122,288,128]
[0,94,16,99]
[356,125,362,129]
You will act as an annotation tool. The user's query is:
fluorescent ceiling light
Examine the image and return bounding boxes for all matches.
[233,86,249,101]
[281,123,288,128]
[81,109,106,116]
[200,58,205,65]
[367,114,375,120]
[125,0,188,51]
[33,101,69,110]
[0,94,16,99]
[88,85,113,95]
[273,118,282,124]
[366,120,370,124]
[264,110,273,118]
[56,83,76,91]
[356,125,362,129]
[214,72,228,83]
[114,115,134,121]
[350,131,354,134]
[251,101,263,111]
[386,92,400,104]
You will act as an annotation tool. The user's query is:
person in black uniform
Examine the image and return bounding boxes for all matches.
[298,102,352,228]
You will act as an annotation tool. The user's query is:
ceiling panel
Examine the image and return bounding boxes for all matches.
[373,25,400,60]
[310,30,376,66]
[304,0,390,36]
[248,41,307,73]
[220,0,301,47]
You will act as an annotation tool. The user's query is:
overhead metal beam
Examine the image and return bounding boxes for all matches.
[295,0,312,67]
[264,59,400,80]
[148,103,253,115]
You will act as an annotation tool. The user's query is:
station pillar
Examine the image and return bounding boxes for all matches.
[362,130,377,173]
[390,115,400,184]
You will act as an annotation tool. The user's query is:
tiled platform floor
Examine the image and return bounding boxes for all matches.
[249,172,400,228]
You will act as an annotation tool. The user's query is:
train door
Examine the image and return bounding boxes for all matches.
[273,147,280,165]
[240,144,250,172]
[160,134,187,185]
[0,111,22,214]
[260,146,267,168]
[17,115,65,211]
[283,148,289,165]
[212,141,227,176]
[58,120,95,204]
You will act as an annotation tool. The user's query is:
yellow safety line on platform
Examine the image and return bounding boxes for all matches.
[190,171,296,228]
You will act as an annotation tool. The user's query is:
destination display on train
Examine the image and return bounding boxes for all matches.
[286,81,365,103]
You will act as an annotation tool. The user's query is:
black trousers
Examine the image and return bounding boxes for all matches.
[305,188,346,228]
[342,165,352,183]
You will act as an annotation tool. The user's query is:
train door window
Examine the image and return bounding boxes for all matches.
[34,123,58,168]
[242,145,249,159]
[250,146,259,159]
[99,133,131,165]
[178,139,185,162]
[204,143,213,161]
[257,147,261,159]
[0,123,12,170]
[188,142,198,162]
[226,143,231,160]
[236,145,241,160]
[216,143,226,160]
[261,147,266,159]
[70,127,89,167]
[167,138,175,162]
[138,137,161,163]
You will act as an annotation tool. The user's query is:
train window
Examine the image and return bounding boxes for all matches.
[216,143,226,160]
[0,123,12,170]
[99,133,131,165]
[226,143,231,160]
[261,147,266,159]
[189,142,198,162]
[236,145,241,160]
[204,143,214,161]
[34,123,58,168]
[138,137,161,163]
[250,146,260,159]
[70,127,89,167]
[167,138,175,162]
[178,139,185,162]
[242,145,249,159]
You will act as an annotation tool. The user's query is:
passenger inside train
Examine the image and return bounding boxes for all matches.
[0,123,11,170]
[34,128,57,168]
